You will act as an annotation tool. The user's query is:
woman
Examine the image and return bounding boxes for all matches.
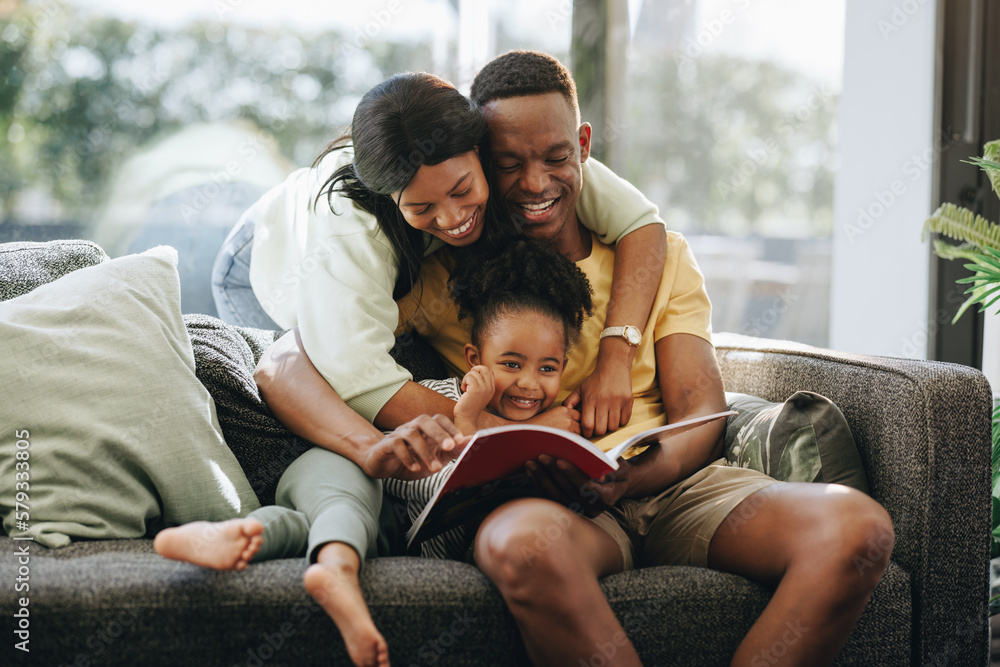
[215,72,665,447]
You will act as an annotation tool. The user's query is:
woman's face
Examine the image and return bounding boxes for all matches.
[394,150,489,246]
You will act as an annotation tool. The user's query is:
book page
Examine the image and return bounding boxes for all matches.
[605,410,737,461]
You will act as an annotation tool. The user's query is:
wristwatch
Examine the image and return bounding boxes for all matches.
[599,325,642,346]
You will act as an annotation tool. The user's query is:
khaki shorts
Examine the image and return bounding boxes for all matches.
[591,459,780,570]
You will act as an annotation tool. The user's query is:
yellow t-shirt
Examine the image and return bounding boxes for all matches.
[396,230,713,451]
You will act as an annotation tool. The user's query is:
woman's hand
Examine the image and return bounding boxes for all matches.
[455,365,494,433]
[363,414,471,480]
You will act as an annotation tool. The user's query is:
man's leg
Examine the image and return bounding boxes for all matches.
[707,482,894,666]
[473,498,642,667]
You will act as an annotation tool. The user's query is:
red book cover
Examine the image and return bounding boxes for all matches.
[405,411,736,547]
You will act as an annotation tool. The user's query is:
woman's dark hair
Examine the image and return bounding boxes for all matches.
[448,237,594,350]
[314,72,517,298]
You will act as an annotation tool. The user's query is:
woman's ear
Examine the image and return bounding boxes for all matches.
[464,343,480,368]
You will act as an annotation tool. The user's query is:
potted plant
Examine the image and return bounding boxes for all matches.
[921,140,1000,605]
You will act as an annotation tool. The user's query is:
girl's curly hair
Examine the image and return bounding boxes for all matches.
[448,237,594,349]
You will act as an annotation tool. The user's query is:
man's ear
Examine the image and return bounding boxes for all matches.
[578,123,592,163]
[464,343,480,368]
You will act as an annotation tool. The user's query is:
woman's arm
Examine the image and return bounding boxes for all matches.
[255,329,464,477]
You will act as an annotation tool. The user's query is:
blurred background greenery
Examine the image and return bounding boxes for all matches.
[0,0,842,344]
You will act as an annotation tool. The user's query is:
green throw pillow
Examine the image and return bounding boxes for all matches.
[723,391,870,493]
[0,246,260,547]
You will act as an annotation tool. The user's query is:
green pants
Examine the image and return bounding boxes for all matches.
[247,447,382,564]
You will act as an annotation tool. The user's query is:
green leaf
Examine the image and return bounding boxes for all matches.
[952,294,980,323]
[971,250,1000,273]
[980,291,1000,311]
[932,239,984,262]
[980,139,1000,200]
[923,202,1000,252]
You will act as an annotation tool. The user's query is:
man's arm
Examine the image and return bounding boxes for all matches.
[529,333,726,514]
[620,332,727,496]
[564,224,667,437]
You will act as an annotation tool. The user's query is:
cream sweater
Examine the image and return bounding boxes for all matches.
[248,150,663,422]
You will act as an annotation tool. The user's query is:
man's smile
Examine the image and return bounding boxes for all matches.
[517,198,559,219]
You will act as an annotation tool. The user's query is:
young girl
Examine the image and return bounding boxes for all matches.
[154,238,592,666]
[384,237,594,560]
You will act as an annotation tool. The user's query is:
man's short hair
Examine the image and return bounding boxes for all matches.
[470,50,580,123]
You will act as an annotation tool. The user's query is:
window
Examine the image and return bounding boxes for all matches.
[624,0,845,346]
[0,0,570,315]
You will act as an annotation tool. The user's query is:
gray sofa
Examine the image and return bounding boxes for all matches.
[0,240,992,666]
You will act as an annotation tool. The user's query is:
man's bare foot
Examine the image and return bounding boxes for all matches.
[153,518,264,570]
[304,559,390,667]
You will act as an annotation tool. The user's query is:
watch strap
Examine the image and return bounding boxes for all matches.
[600,326,641,346]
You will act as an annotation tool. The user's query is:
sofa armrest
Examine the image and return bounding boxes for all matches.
[714,332,991,665]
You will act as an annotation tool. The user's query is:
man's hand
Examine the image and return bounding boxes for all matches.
[455,365,494,433]
[525,455,632,517]
[363,414,471,480]
[563,356,634,438]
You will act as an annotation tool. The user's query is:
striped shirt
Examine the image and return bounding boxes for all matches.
[383,378,470,560]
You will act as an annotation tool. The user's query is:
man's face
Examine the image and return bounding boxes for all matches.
[483,92,590,247]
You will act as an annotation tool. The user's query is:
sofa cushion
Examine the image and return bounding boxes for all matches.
[183,314,310,507]
[0,246,259,547]
[723,391,869,493]
[0,239,109,301]
[0,534,912,666]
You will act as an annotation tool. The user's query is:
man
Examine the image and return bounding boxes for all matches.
[393,50,894,666]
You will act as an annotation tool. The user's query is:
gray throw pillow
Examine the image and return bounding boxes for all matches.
[0,239,109,302]
[184,314,310,507]
[723,391,869,493]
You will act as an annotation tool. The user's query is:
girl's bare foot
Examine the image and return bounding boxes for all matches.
[304,543,390,667]
[153,518,264,570]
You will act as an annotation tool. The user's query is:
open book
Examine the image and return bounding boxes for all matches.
[405,410,736,548]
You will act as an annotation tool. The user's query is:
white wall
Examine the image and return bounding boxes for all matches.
[830,0,940,358]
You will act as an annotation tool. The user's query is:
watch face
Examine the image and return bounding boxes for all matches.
[625,327,641,345]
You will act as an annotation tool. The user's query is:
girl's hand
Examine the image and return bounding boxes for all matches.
[455,365,494,433]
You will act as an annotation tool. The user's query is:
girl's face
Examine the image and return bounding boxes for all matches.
[465,308,566,421]
[394,149,489,247]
